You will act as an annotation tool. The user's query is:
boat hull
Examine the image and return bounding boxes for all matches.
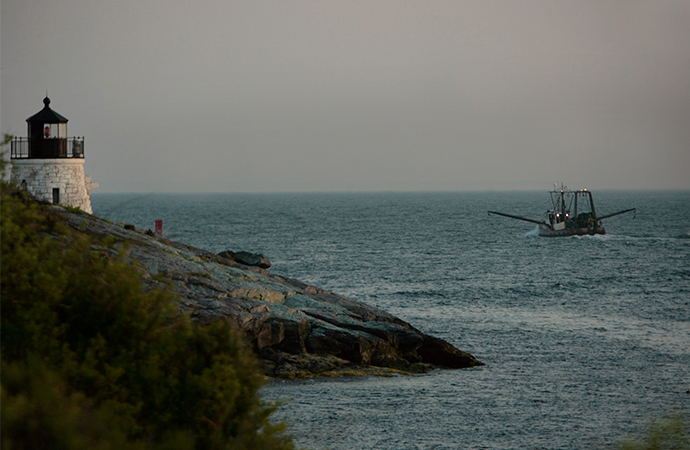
[538,224,606,237]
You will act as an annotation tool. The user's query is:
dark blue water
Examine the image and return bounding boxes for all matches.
[91,191,690,449]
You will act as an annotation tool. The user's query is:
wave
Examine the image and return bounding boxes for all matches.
[393,289,449,299]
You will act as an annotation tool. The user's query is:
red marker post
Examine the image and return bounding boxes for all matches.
[155,219,164,237]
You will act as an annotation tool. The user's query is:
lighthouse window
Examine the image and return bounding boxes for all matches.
[52,188,60,205]
[43,123,66,139]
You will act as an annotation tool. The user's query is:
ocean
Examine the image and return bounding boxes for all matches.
[91,190,690,450]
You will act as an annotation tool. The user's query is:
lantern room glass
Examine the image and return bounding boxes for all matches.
[43,123,67,139]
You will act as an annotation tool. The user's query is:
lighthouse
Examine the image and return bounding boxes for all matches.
[10,96,98,214]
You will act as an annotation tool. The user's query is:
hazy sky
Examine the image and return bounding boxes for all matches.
[2,1,689,192]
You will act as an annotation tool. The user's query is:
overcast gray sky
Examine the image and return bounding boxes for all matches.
[2,1,689,192]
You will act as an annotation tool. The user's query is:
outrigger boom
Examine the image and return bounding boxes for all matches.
[597,208,636,221]
[488,211,552,230]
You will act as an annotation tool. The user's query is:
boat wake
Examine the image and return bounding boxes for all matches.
[572,233,611,240]
[521,226,541,238]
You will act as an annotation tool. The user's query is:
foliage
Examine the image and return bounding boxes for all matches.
[1,358,155,450]
[1,178,295,449]
[619,414,689,450]
[63,204,85,214]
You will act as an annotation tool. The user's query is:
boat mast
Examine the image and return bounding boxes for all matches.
[573,192,578,220]
[586,190,598,232]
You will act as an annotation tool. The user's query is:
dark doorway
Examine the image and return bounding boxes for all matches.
[52,188,60,205]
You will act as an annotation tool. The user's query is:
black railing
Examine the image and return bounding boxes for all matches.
[10,137,85,159]
[9,138,28,158]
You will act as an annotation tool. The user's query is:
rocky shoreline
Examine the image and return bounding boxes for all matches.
[64,208,482,378]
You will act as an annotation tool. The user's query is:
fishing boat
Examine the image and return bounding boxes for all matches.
[488,185,635,237]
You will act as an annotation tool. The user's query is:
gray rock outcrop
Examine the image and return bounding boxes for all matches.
[63,209,483,377]
[218,250,272,269]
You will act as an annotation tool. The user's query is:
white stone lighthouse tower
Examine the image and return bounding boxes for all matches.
[10,96,98,214]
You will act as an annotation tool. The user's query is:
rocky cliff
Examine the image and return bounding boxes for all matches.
[64,209,482,378]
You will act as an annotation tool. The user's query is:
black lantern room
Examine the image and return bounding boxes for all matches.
[11,96,84,159]
[27,96,69,158]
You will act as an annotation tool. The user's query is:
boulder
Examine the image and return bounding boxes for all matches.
[218,250,272,269]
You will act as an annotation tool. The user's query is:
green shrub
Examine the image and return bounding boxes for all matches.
[619,414,689,450]
[1,357,164,450]
[1,180,294,450]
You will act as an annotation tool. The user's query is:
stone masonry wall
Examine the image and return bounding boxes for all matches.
[11,159,96,214]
